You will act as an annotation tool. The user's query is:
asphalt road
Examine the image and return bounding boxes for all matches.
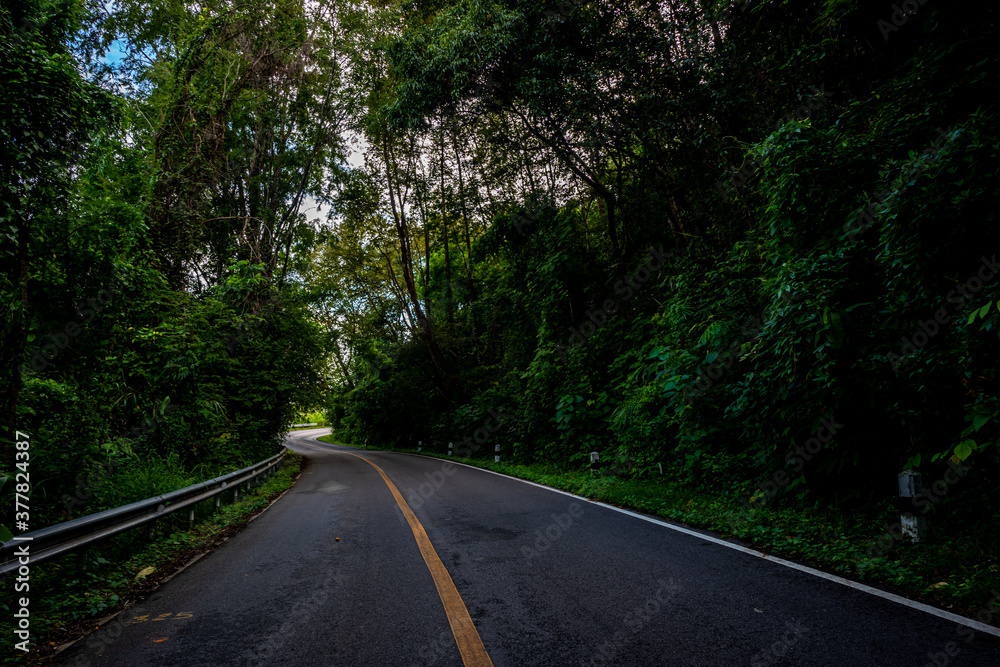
[57,429,1000,666]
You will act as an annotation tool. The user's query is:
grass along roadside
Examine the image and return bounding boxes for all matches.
[0,451,303,665]
[317,435,1000,621]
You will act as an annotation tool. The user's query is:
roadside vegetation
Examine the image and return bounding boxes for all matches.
[1,0,332,543]
[0,452,302,664]
[3,0,1000,654]
[293,410,329,427]
[311,0,1000,615]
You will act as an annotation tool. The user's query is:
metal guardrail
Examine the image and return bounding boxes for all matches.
[0,451,286,577]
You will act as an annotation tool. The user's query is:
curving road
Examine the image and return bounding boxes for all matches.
[56,429,1000,666]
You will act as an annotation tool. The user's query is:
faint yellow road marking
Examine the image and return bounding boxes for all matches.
[340,451,494,667]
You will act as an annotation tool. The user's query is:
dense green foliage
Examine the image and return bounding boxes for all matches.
[3,0,1000,640]
[319,0,1000,535]
[1,0,331,536]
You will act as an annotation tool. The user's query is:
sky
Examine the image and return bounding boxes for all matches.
[100,39,127,67]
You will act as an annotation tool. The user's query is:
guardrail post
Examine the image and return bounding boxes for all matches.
[149,504,165,539]
[188,508,195,529]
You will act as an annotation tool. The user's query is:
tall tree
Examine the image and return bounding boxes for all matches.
[1,0,115,442]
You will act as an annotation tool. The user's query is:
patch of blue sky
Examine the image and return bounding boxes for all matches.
[100,39,128,68]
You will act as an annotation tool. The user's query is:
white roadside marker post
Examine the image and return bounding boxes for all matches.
[898,470,926,542]
[495,443,500,463]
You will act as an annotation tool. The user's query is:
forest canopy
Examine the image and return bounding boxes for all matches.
[2,0,1000,547]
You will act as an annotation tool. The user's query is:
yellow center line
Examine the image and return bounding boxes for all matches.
[339,451,494,667]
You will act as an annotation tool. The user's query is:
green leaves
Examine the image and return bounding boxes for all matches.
[967,301,995,325]
[972,412,991,432]
[953,440,976,461]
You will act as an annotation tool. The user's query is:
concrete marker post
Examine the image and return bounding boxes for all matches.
[898,470,926,542]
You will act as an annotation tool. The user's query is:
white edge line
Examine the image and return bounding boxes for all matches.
[300,435,1000,638]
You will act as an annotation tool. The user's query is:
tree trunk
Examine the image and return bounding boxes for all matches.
[382,133,457,402]
[451,125,477,304]
[439,130,454,328]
